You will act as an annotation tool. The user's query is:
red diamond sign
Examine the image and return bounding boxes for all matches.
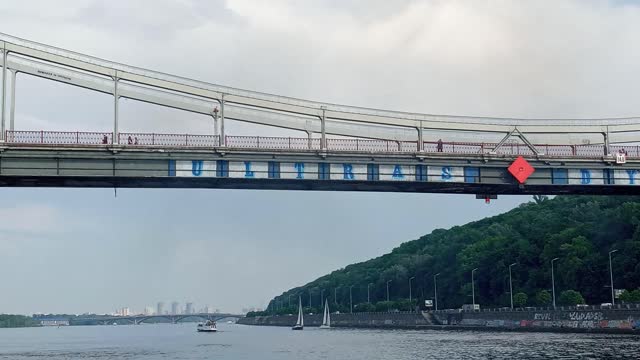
[508,156,535,184]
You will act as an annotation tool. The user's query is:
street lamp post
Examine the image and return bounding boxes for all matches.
[409,276,415,303]
[509,263,517,309]
[434,273,441,311]
[321,289,325,307]
[334,287,340,306]
[309,290,312,308]
[386,280,392,302]
[367,283,373,304]
[551,257,559,309]
[609,249,619,305]
[471,268,478,307]
[288,294,293,308]
[350,285,354,313]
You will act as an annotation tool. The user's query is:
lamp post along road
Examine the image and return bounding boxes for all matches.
[409,276,415,303]
[509,263,517,309]
[386,280,392,302]
[434,273,440,311]
[367,283,372,304]
[321,289,325,307]
[551,258,559,309]
[471,268,478,307]
[350,285,354,313]
[609,250,619,305]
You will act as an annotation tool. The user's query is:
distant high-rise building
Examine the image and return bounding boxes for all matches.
[157,302,164,315]
[171,302,179,315]
[185,302,194,314]
[144,307,154,316]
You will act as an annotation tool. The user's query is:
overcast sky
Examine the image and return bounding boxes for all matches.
[1,0,640,315]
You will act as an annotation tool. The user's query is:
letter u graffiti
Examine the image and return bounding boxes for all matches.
[192,160,203,176]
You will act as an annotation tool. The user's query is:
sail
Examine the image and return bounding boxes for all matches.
[296,297,304,327]
[322,299,331,327]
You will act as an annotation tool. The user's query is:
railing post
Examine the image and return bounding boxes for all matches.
[288,137,291,149]
[41,130,43,144]
[76,131,79,144]
[1,43,7,142]
[356,139,359,151]
[321,106,327,150]
[257,136,260,148]
[185,134,188,146]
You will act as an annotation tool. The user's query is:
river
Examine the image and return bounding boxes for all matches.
[0,323,638,359]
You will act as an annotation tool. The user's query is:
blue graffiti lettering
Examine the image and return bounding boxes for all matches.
[294,163,305,179]
[627,169,638,185]
[392,165,404,179]
[244,161,255,178]
[192,160,203,176]
[580,169,592,185]
[441,167,452,181]
[343,164,354,180]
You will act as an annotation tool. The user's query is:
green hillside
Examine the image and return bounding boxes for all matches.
[255,196,640,316]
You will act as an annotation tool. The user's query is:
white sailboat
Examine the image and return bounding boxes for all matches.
[320,298,331,329]
[292,296,304,330]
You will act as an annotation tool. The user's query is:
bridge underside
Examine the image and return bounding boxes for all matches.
[1,145,640,195]
[1,175,639,195]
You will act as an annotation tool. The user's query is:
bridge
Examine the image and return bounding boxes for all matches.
[2,33,640,195]
[91,313,242,325]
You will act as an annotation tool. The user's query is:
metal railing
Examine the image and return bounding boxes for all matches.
[4,130,638,159]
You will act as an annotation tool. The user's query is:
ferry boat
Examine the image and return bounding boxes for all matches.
[197,320,217,332]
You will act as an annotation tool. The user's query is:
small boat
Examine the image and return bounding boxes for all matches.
[292,297,304,330]
[197,320,217,332]
[319,299,331,329]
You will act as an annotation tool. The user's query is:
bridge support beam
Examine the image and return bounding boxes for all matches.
[604,128,610,156]
[9,69,16,132]
[1,43,6,141]
[321,106,326,150]
[113,72,119,144]
[220,94,226,146]
[417,124,423,152]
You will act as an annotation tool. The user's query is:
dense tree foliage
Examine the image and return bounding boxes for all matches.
[260,196,640,315]
[0,315,38,328]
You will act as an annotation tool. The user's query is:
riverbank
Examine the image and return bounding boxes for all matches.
[238,307,640,334]
[0,314,39,328]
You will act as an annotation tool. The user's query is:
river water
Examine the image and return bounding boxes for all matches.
[0,323,638,359]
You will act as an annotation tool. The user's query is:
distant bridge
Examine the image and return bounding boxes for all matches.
[2,33,640,195]
[96,313,243,325]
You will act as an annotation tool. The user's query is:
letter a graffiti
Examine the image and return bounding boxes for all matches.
[392,165,404,180]
[244,161,255,178]
[343,164,354,180]
[192,160,203,176]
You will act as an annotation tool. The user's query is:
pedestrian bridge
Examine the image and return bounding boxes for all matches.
[1,33,640,195]
[95,313,243,325]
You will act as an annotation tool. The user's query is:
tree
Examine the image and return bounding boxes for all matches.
[619,289,640,303]
[536,290,552,306]
[513,292,528,307]
[533,195,549,204]
[559,290,585,305]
